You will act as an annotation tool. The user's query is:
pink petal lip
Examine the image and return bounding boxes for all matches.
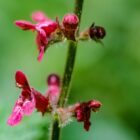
[22,100,35,116]
[37,46,45,62]
[7,106,23,126]
[31,11,50,22]
[35,21,58,36]
[46,86,60,107]
[15,20,35,30]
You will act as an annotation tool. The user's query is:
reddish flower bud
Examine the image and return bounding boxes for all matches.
[46,74,61,109]
[62,14,79,41]
[63,14,79,29]
[89,23,106,40]
[47,74,60,86]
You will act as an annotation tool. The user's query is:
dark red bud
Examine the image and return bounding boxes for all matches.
[89,23,106,40]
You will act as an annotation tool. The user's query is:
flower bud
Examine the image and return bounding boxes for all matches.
[62,14,79,41]
[47,74,60,86]
[63,14,79,29]
[89,23,106,40]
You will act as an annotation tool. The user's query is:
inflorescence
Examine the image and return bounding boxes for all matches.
[8,11,106,131]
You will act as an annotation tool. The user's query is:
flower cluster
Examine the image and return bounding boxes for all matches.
[15,11,106,62]
[7,71,101,131]
[15,11,79,62]
[8,11,105,131]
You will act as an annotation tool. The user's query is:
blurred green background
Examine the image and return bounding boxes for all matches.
[0,0,140,139]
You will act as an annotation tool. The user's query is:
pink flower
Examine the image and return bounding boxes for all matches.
[75,100,101,131]
[45,74,60,109]
[7,71,48,126]
[15,11,58,62]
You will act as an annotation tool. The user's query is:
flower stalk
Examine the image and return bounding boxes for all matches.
[50,0,84,140]
[59,0,84,107]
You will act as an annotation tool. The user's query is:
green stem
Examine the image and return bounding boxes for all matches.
[50,0,84,140]
[50,119,60,140]
[59,0,84,107]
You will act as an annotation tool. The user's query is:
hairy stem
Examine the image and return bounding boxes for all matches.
[50,0,84,140]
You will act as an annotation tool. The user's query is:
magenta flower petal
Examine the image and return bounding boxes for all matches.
[75,107,82,121]
[7,106,23,126]
[22,99,35,116]
[15,20,35,30]
[46,74,61,108]
[37,46,45,62]
[36,21,58,36]
[46,86,60,108]
[31,11,50,22]
[36,30,48,62]
[36,29,47,47]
